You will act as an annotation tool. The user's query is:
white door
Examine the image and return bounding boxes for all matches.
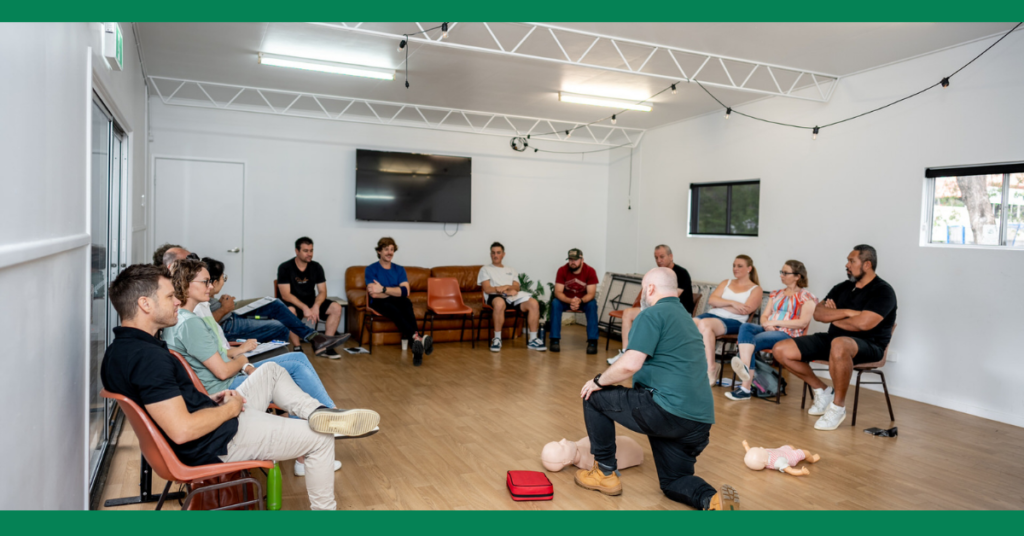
[154,158,244,297]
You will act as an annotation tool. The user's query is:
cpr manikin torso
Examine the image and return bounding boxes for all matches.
[542,437,644,472]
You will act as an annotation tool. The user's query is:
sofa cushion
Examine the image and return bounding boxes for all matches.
[431,265,484,293]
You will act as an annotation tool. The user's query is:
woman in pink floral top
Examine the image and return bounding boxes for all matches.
[725,260,818,401]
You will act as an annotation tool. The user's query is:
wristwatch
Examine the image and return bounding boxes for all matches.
[593,374,603,388]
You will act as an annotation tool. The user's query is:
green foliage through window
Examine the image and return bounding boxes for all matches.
[690,180,759,236]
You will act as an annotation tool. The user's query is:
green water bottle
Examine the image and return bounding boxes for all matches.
[267,461,282,511]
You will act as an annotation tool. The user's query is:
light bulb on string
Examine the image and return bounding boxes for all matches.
[941,77,950,88]
[671,84,677,94]
[611,114,617,125]
[812,126,819,140]
[566,130,571,139]
[725,107,731,119]
[442,23,449,39]
[398,39,407,51]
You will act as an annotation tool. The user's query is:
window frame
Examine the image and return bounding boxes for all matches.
[688,179,760,237]
[923,162,1024,249]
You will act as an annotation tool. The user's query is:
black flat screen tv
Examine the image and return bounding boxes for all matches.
[355,149,471,223]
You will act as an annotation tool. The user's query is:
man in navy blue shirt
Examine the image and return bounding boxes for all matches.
[365,237,433,366]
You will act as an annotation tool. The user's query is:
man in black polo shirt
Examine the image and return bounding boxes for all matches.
[774,244,897,431]
[101,265,380,510]
[277,237,346,354]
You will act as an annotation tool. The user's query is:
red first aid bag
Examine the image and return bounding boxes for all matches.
[506,470,554,501]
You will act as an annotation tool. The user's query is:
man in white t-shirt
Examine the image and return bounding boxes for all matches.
[477,242,545,353]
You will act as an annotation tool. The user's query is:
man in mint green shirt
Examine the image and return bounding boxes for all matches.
[575,268,736,511]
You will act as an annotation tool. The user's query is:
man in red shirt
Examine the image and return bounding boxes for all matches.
[550,248,600,354]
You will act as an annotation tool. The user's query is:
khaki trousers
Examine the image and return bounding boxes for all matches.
[219,362,337,510]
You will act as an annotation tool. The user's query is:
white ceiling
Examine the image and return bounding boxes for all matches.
[137,22,1016,131]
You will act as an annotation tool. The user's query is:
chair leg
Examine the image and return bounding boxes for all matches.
[774,363,784,405]
[880,371,895,422]
[460,314,467,345]
[367,317,374,354]
[154,480,173,511]
[801,382,809,409]
[605,317,617,350]
[851,370,863,426]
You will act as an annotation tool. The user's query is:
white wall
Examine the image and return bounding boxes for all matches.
[607,31,1024,427]
[0,22,147,509]
[148,103,610,301]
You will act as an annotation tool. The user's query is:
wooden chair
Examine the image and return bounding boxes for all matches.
[425,277,475,348]
[476,294,523,345]
[101,389,273,510]
[801,324,897,426]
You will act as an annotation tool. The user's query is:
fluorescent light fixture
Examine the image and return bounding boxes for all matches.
[259,53,394,81]
[559,92,652,112]
[356,194,396,200]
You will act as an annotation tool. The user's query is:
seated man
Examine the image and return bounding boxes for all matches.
[549,248,599,355]
[608,244,694,365]
[364,237,432,367]
[101,264,380,510]
[277,237,346,357]
[577,268,735,510]
[162,246,195,270]
[153,243,182,266]
[773,244,897,431]
[203,257,346,356]
[477,242,545,353]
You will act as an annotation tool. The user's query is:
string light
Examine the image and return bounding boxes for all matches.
[725,107,731,119]
[611,114,617,124]
[812,126,819,140]
[566,130,571,139]
[442,23,449,39]
[393,23,451,89]
[941,77,950,88]
[671,84,677,94]
[398,39,406,51]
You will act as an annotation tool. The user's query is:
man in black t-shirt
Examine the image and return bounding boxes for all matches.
[101,265,380,509]
[277,237,346,354]
[774,245,898,431]
[607,245,695,365]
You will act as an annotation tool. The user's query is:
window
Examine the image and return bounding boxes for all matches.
[689,180,760,236]
[925,163,1024,248]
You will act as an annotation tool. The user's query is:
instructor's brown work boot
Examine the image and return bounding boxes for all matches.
[574,461,622,496]
[706,484,740,510]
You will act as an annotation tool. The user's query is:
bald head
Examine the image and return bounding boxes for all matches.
[640,267,678,309]
[163,247,190,270]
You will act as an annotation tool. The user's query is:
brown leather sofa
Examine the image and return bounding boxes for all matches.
[346,265,523,347]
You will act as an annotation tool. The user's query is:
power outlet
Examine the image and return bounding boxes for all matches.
[887,350,897,363]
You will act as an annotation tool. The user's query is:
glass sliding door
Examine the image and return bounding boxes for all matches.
[88,95,128,488]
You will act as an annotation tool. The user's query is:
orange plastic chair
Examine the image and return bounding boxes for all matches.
[604,294,641,350]
[425,277,475,347]
[101,389,273,510]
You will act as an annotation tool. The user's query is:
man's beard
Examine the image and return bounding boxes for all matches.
[639,287,651,311]
[847,270,864,283]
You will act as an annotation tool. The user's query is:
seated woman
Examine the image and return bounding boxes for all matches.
[365,237,432,367]
[164,259,356,475]
[694,255,763,386]
[725,260,817,401]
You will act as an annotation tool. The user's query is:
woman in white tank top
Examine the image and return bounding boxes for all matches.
[693,255,764,386]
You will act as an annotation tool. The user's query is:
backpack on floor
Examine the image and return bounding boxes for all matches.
[751,359,786,398]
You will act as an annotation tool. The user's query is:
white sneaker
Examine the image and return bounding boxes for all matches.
[335,426,380,440]
[607,350,624,366]
[814,402,847,431]
[527,338,546,351]
[490,337,502,352]
[808,387,834,416]
[730,356,751,383]
[293,459,342,476]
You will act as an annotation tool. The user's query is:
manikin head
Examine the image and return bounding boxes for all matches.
[846,244,877,282]
[653,244,674,268]
[744,446,770,470]
[639,267,679,311]
[295,237,314,264]
[541,439,578,471]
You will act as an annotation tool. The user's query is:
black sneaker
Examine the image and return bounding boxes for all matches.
[422,334,434,356]
[549,339,561,353]
[586,340,598,355]
[311,333,351,355]
[292,345,302,352]
[413,354,423,367]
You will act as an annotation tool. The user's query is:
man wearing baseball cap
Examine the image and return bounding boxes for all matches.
[550,248,600,354]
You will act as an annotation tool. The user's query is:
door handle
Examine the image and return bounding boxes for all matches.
[227,248,241,253]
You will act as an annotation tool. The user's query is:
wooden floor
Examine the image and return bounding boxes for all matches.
[99,326,1024,510]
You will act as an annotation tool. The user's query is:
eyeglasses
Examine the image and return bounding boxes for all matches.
[779,271,798,276]
[222,275,228,283]
[192,279,214,287]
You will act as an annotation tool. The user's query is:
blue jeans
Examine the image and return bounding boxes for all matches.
[695,313,743,334]
[550,298,599,340]
[737,323,791,353]
[221,299,316,342]
[228,352,335,415]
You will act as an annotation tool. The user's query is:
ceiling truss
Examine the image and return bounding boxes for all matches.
[313,22,840,103]
[148,76,645,147]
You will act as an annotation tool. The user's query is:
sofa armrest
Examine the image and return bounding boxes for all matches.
[347,289,367,310]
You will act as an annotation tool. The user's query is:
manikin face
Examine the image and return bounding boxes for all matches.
[189,268,213,303]
[490,246,505,265]
[379,244,396,263]
[296,243,314,263]
[540,439,577,471]
[148,278,181,328]
[654,247,673,268]
[733,258,752,280]
[846,250,867,282]
[567,257,583,271]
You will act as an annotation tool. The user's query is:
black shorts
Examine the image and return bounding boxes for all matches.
[289,299,335,319]
[487,294,523,312]
[792,332,885,366]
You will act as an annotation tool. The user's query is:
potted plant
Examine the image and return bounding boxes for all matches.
[517,273,555,341]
